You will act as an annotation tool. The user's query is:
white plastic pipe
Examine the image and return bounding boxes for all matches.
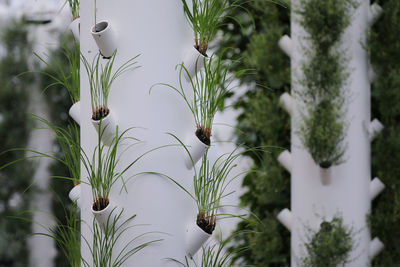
[370,177,385,201]
[183,132,209,169]
[68,184,81,208]
[279,92,293,115]
[91,198,121,230]
[368,118,384,141]
[91,111,118,146]
[277,150,292,173]
[185,222,211,257]
[370,237,384,259]
[368,3,383,25]
[368,63,377,83]
[68,17,80,42]
[68,101,80,125]
[183,46,208,82]
[90,20,117,58]
[278,35,293,58]
[277,208,293,232]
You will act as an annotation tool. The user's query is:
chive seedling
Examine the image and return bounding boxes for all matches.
[82,209,162,267]
[181,0,249,56]
[81,51,139,121]
[35,116,81,186]
[152,53,241,146]
[66,0,80,21]
[35,40,80,105]
[154,145,248,235]
[81,123,159,212]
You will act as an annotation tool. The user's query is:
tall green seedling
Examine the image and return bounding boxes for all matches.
[66,0,80,20]
[152,53,242,146]
[82,209,161,267]
[81,52,139,121]
[81,124,161,212]
[155,145,248,235]
[181,0,250,56]
[35,40,80,104]
[35,116,81,186]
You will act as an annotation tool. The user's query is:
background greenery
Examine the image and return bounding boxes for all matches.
[297,0,354,168]
[219,0,400,266]
[38,33,79,267]
[370,0,400,265]
[0,21,35,267]
[218,1,291,266]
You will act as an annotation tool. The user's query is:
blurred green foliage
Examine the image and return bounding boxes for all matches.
[370,0,400,265]
[0,20,35,267]
[218,1,291,265]
[303,217,353,267]
[297,0,355,168]
[38,33,80,267]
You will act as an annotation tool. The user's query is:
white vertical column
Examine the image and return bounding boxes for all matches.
[290,1,371,266]
[80,1,204,266]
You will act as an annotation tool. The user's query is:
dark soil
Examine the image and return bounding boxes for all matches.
[194,44,208,57]
[196,128,211,146]
[319,161,332,169]
[92,197,109,211]
[196,214,215,234]
[92,106,110,121]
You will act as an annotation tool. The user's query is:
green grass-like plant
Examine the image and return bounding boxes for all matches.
[302,217,354,267]
[82,209,161,267]
[35,40,80,104]
[66,0,80,20]
[15,199,81,267]
[82,125,134,211]
[152,53,240,145]
[171,242,234,267]
[181,0,248,55]
[35,116,81,186]
[35,202,81,267]
[81,52,139,120]
[0,116,81,187]
[170,233,251,267]
[81,124,163,212]
[157,144,247,234]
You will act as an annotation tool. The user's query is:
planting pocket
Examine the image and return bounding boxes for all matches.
[184,132,210,169]
[91,21,117,59]
[91,112,118,146]
[91,198,121,230]
[183,46,208,82]
[69,101,81,125]
[68,183,81,208]
[185,221,211,257]
[69,17,80,42]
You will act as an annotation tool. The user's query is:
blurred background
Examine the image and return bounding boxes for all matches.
[0,0,399,266]
[0,1,75,266]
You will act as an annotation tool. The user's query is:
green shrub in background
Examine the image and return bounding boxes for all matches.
[0,20,35,267]
[296,0,356,169]
[302,217,354,267]
[369,0,400,265]
[300,100,346,168]
[217,0,400,265]
[218,1,291,265]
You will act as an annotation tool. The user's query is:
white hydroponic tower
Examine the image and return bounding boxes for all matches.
[79,1,245,266]
[277,0,385,266]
